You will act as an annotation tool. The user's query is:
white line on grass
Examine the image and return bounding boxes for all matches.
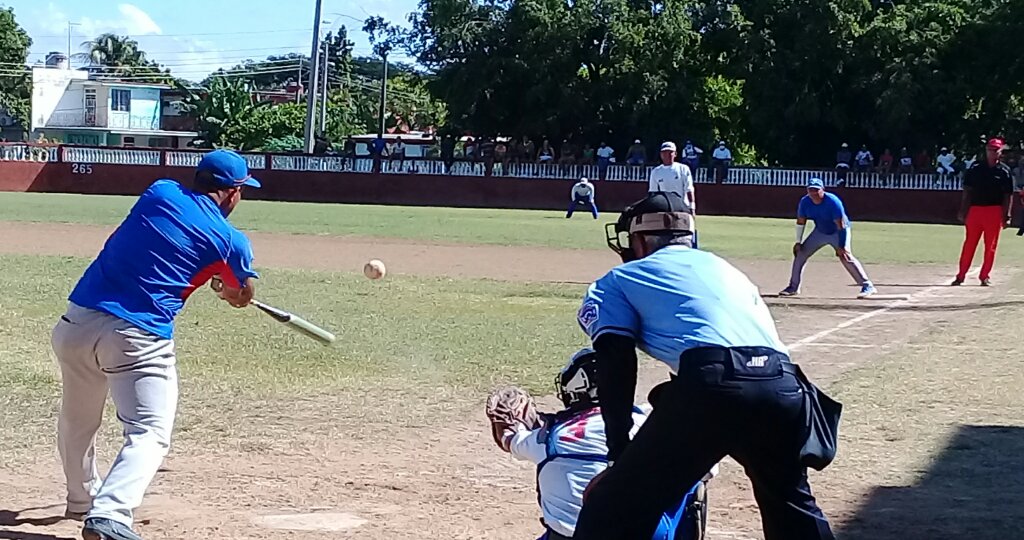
[788,268,979,352]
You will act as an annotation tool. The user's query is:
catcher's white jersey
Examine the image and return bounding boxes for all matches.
[509,407,647,537]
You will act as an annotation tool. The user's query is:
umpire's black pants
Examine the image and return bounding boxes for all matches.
[574,347,835,540]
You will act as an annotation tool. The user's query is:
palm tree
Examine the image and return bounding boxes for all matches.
[75,33,147,68]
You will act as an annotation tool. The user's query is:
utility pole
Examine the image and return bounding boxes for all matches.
[377,52,388,140]
[302,0,324,154]
[319,33,330,134]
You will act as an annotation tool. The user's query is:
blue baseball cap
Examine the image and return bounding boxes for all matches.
[807,177,824,189]
[197,149,261,188]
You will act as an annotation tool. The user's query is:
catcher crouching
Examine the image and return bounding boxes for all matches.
[486,348,716,540]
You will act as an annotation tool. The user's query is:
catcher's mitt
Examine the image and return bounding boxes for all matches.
[485,385,541,452]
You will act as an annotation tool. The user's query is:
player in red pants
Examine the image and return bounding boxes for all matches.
[954,137,1014,286]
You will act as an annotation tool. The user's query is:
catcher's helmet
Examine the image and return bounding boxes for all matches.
[556,348,600,409]
[606,191,694,263]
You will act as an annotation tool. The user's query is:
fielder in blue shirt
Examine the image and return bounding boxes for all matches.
[51,149,260,540]
[780,178,876,298]
[573,192,837,540]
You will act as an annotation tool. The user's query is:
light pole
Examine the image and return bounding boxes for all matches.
[320,32,331,134]
[67,22,81,69]
[302,0,324,154]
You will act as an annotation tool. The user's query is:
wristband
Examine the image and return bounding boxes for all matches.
[795,224,806,243]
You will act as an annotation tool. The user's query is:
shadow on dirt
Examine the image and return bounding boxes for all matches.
[838,424,1024,539]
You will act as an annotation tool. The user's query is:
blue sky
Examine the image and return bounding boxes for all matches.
[6,0,418,81]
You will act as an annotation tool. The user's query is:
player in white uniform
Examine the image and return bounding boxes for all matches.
[503,349,715,540]
[567,177,599,219]
[648,142,698,248]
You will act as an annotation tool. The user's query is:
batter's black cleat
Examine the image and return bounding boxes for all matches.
[980,278,992,287]
[950,278,963,286]
[82,517,143,540]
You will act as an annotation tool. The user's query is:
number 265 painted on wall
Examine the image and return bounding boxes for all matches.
[71,163,93,174]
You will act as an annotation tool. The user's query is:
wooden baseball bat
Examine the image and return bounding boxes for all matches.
[249,301,337,344]
[250,299,336,345]
[209,276,335,345]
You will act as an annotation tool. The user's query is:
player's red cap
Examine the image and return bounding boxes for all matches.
[987,137,1006,150]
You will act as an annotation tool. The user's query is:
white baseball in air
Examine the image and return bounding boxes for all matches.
[363,259,386,280]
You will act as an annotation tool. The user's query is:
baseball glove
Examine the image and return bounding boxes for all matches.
[485,385,541,452]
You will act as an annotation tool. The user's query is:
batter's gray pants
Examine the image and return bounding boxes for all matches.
[52,303,178,527]
[787,228,871,291]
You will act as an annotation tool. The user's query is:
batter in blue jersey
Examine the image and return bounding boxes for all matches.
[779,178,876,298]
[573,192,839,540]
[51,149,260,540]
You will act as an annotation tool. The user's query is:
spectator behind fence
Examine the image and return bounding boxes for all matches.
[539,139,555,163]
[854,145,873,172]
[596,142,614,181]
[495,138,509,175]
[835,143,852,185]
[388,136,406,172]
[682,140,702,175]
[522,136,536,163]
[581,144,595,165]
[441,134,456,174]
[480,136,496,176]
[897,148,913,174]
[936,147,956,179]
[914,149,931,173]
[627,139,647,165]
[712,141,732,182]
[878,148,894,174]
[560,139,576,165]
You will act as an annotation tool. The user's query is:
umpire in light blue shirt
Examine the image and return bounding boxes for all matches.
[573,192,839,540]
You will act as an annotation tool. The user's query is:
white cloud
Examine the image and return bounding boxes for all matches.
[36,2,161,37]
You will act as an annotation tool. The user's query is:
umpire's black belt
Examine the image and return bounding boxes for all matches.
[678,346,843,471]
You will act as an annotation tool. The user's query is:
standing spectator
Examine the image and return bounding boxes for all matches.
[371,135,388,174]
[897,147,913,174]
[480,136,496,176]
[495,138,509,175]
[464,136,477,162]
[389,136,406,172]
[913,149,931,173]
[681,140,703,176]
[440,134,456,174]
[596,142,614,181]
[854,145,873,172]
[510,137,525,164]
[567,177,599,219]
[878,148,894,174]
[711,140,732,182]
[627,139,647,166]
[936,147,956,181]
[953,138,1013,287]
[835,143,852,186]
[342,138,356,170]
[538,139,555,163]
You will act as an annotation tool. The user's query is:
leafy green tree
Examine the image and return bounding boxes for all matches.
[0,7,32,131]
[176,77,270,149]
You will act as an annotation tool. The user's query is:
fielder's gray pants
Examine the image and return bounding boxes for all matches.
[52,303,178,527]
[787,228,871,291]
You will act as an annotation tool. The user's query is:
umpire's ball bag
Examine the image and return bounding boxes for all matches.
[786,363,843,471]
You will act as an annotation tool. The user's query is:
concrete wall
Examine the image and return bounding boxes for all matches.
[0,160,970,224]
[30,67,89,132]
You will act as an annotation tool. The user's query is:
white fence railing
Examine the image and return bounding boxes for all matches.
[165,151,267,170]
[0,145,59,162]
[8,144,982,191]
[62,146,162,166]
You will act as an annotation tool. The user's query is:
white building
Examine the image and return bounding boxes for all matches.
[30,66,198,148]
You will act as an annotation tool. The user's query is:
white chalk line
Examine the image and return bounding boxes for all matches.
[788,268,979,352]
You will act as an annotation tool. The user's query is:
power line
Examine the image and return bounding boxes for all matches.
[30,28,315,39]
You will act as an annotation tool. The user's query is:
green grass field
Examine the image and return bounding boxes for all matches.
[1,191,1017,264]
